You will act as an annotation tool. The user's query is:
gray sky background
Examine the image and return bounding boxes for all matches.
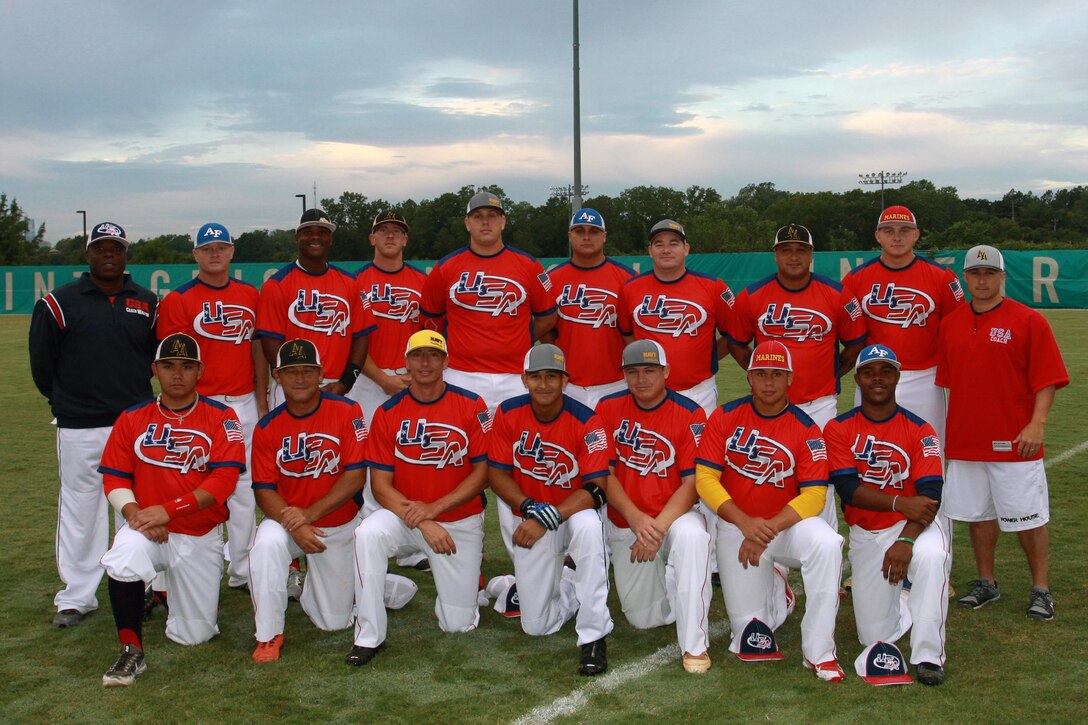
[4,1,1086,242]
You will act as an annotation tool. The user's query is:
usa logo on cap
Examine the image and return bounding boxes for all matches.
[855,641,913,686]
[736,618,783,661]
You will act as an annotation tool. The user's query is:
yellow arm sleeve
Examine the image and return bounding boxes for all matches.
[696,464,731,515]
[786,484,828,520]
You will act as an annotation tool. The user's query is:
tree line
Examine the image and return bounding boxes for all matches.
[3,181,1087,267]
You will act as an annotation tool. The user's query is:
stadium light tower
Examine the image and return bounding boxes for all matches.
[76,210,87,239]
[296,194,307,213]
[572,0,583,212]
[858,171,908,209]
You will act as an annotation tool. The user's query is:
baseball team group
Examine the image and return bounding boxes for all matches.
[28,190,1068,689]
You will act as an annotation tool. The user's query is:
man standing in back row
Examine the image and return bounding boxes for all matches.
[30,221,158,628]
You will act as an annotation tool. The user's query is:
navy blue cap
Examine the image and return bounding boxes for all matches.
[736,618,783,661]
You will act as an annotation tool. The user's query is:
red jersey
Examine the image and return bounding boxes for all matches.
[825,407,944,531]
[728,274,867,404]
[356,262,427,370]
[936,299,1068,462]
[157,277,259,396]
[618,270,736,390]
[595,389,707,527]
[696,396,829,520]
[366,384,490,522]
[549,259,635,386]
[256,262,377,379]
[99,397,245,536]
[252,393,368,527]
[422,246,556,374]
[488,394,611,509]
[841,256,965,370]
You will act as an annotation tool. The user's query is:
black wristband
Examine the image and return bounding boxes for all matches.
[338,363,362,389]
[519,497,537,517]
[582,481,607,510]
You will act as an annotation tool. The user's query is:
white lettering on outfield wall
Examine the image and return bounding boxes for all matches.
[150,270,170,297]
[1033,257,1059,304]
[840,258,866,280]
[34,272,55,301]
[4,272,11,311]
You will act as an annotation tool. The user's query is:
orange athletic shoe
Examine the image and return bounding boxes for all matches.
[252,633,284,663]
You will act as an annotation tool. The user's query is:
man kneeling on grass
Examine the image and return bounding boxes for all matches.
[99,334,245,686]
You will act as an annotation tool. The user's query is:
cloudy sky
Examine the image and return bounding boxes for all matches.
[3,1,1086,242]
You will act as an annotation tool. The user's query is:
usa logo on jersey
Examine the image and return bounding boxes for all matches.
[395,418,469,469]
[556,284,618,329]
[758,303,832,343]
[136,423,211,474]
[613,419,676,477]
[633,295,707,337]
[289,290,351,336]
[850,434,910,490]
[365,283,421,323]
[194,302,255,344]
[513,431,579,488]
[450,272,527,317]
[725,427,796,487]
[862,284,937,329]
[277,433,342,478]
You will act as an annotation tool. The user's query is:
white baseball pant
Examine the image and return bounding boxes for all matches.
[849,517,950,666]
[211,392,258,588]
[715,516,843,665]
[353,510,483,647]
[513,509,614,646]
[55,425,113,614]
[102,523,224,645]
[348,366,405,424]
[608,509,712,656]
[677,377,719,417]
[796,395,840,530]
[564,380,627,410]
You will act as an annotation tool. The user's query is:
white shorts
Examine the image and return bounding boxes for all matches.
[854,367,946,444]
[102,524,224,645]
[944,459,1050,532]
[565,380,627,410]
[677,377,718,417]
[444,369,525,413]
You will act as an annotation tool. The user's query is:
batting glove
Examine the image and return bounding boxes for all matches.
[528,503,564,531]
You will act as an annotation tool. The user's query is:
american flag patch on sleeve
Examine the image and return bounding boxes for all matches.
[538,271,553,292]
[720,288,735,306]
[806,438,827,461]
[584,428,609,453]
[949,279,965,301]
[352,417,368,442]
[690,422,705,446]
[844,298,862,321]
[223,419,245,442]
[921,435,942,458]
[477,410,493,433]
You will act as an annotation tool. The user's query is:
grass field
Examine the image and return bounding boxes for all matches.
[3,312,1086,724]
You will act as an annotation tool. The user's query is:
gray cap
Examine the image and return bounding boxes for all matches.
[466,190,505,215]
[523,344,567,374]
[621,339,668,368]
[649,218,686,242]
[964,244,1004,272]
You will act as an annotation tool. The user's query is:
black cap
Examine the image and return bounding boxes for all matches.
[371,210,410,233]
[275,339,322,369]
[297,208,337,233]
[773,224,814,248]
[155,333,201,363]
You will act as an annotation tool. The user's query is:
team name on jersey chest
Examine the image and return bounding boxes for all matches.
[850,433,910,490]
[726,426,796,488]
[759,303,832,342]
[513,431,578,488]
[395,418,469,469]
[451,272,526,316]
[557,284,618,328]
[290,290,350,336]
[614,419,675,477]
[197,301,255,343]
[366,283,421,323]
[862,284,936,328]
[139,423,210,473]
[635,294,707,337]
[278,433,341,478]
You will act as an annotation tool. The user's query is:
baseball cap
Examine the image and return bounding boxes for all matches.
[372,210,409,233]
[856,344,902,370]
[773,224,814,248]
[748,340,793,372]
[736,618,784,662]
[621,339,668,368]
[194,222,233,247]
[155,333,201,363]
[87,222,129,249]
[296,208,337,233]
[466,190,505,215]
[649,218,686,242]
[405,330,448,356]
[275,339,322,369]
[963,244,1005,272]
[570,208,606,231]
[877,205,918,228]
[854,641,913,686]
[523,344,567,374]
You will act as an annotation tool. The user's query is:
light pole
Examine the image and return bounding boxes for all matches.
[572,0,583,212]
[857,171,908,209]
[296,194,307,213]
[76,210,87,239]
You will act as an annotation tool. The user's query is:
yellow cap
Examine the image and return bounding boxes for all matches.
[405,330,448,357]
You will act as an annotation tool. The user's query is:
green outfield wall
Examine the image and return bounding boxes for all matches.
[3,249,1085,314]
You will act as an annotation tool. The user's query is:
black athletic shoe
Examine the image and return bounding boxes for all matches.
[103,645,146,687]
[578,637,608,676]
[916,662,946,686]
[345,643,384,667]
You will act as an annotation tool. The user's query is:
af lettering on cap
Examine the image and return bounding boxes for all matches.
[736,618,784,661]
[877,205,917,228]
[856,344,902,370]
[194,222,233,248]
[570,207,606,231]
[854,641,914,686]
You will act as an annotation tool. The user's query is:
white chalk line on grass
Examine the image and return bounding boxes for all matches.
[510,621,728,725]
[1046,438,1088,469]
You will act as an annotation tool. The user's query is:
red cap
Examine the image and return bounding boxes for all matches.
[877,206,917,228]
[748,340,793,372]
